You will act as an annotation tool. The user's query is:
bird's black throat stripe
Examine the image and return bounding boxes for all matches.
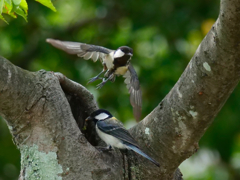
[113,55,131,70]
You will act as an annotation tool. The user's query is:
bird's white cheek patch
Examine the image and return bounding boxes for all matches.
[95,113,109,120]
[114,49,125,58]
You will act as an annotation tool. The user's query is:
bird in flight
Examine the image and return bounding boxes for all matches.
[46,38,142,121]
[86,109,160,167]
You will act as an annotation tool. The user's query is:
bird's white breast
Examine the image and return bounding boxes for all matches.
[103,52,114,69]
[96,125,127,149]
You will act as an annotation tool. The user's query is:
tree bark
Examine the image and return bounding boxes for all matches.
[1,0,240,179]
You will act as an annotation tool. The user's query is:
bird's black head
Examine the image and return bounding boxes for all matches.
[86,109,113,123]
[119,46,133,55]
[114,46,133,59]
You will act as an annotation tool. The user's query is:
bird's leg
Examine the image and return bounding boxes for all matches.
[87,69,105,84]
[96,145,112,152]
[96,73,115,89]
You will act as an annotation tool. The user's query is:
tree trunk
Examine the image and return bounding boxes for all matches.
[1,0,240,179]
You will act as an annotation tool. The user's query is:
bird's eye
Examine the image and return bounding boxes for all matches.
[121,48,128,53]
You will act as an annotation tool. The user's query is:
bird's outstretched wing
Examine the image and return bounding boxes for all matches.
[123,64,142,121]
[97,119,139,148]
[46,38,113,62]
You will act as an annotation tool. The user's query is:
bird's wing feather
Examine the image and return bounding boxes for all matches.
[126,143,160,167]
[46,38,113,62]
[97,119,139,147]
[97,118,160,167]
[123,64,142,121]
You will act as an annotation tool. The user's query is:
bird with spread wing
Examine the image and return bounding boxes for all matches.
[46,39,142,121]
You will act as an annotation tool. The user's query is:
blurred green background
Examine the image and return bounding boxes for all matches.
[1,0,240,179]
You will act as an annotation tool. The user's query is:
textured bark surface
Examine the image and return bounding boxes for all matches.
[0,0,240,179]
[0,58,123,180]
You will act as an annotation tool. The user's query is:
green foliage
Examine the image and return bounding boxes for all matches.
[0,118,20,180]
[0,0,56,23]
[35,0,56,12]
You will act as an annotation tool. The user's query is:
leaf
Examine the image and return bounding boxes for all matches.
[0,0,8,23]
[4,0,11,4]
[35,0,56,12]
[4,0,13,14]
[1,0,54,23]
[0,0,4,14]
[0,14,8,24]
[13,5,27,21]
[12,0,21,6]
[20,0,28,13]
[3,7,17,18]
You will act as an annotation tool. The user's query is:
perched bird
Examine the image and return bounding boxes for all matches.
[86,109,160,167]
[46,38,142,121]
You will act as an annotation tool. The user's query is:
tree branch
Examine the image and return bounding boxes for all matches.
[54,72,97,111]
[0,56,124,179]
[54,72,100,145]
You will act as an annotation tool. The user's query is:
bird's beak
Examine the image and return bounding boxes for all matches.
[85,116,92,121]
[128,53,133,56]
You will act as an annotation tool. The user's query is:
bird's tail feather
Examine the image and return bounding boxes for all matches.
[126,144,160,167]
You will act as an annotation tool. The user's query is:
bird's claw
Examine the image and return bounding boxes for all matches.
[96,81,107,89]
[87,76,102,84]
